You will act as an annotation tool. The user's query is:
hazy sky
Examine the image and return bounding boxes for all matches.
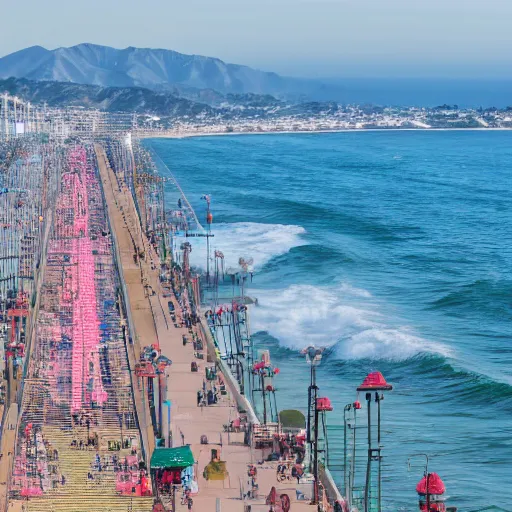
[2,0,511,78]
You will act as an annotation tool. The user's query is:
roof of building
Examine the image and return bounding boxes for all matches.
[150,446,195,470]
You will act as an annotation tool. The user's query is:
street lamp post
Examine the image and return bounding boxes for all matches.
[201,195,212,285]
[408,454,429,512]
[302,345,325,505]
[357,371,392,512]
[163,399,172,447]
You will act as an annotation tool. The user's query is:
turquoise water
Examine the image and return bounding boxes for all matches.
[149,131,512,510]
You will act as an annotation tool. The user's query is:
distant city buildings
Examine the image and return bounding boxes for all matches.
[136,104,512,136]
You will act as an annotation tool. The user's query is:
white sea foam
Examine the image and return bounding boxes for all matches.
[339,282,372,298]
[251,284,375,348]
[186,222,306,271]
[338,328,453,361]
[181,220,450,361]
[251,283,452,361]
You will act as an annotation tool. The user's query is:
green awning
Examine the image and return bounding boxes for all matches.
[150,446,195,470]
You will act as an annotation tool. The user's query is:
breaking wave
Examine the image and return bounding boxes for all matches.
[338,327,453,361]
[250,283,452,361]
[188,221,306,271]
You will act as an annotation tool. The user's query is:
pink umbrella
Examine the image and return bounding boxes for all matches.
[126,455,138,467]
[20,487,43,497]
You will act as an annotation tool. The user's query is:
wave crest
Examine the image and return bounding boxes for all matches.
[188,222,306,270]
[251,283,451,361]
[338,327,453,361]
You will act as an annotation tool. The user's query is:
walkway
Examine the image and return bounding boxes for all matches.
[96,145,316,512]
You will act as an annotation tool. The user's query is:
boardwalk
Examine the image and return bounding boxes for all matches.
[96,145,317,511]
[0,142,318,512]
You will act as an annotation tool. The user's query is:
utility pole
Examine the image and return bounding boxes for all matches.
[4,94,9,140]
[357,372,392,512]
[201,195,213,284]
[302,345,325,505]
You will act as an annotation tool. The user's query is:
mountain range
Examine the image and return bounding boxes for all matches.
[0,43,322,101]
[1,43,511,107]
[0,76,342,124]
[0,77,213,117]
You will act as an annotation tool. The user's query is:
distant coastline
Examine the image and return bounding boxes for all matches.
[141,126,512,140]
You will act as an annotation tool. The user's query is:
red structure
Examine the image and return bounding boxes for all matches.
[135,361,157,378]
[355,371,393,512]
[416,473,448,512]
[416,472,446,496]
[316,397,333,411]
[116,470,152,496]
[357,371,393,391]
[67,149,107,411]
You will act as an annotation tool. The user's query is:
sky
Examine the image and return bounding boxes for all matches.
[1,0,511,79]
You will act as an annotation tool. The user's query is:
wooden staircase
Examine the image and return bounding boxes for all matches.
[10,426,153,512]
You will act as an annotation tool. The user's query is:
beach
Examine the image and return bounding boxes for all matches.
[137,126,512,140]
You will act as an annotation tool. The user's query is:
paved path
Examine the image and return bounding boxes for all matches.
[96,145,316,511]
[96,145,157,460]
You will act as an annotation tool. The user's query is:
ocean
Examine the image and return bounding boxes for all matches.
[148,131,512,510]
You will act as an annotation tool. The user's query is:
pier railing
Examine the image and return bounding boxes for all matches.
[146,145,203,231]
[198,318,260,425]
[134,136,349,511]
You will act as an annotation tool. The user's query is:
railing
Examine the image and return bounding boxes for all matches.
[146,145,203,230]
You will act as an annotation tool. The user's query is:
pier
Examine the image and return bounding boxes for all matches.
[0,111,322,512]
[96,144,318,511]
[0,104,446,512]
